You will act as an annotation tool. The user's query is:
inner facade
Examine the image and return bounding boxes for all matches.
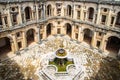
[0,0,120,80]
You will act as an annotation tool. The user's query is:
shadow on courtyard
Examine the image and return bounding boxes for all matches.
[89,56,120,80]
[0,54,25,80]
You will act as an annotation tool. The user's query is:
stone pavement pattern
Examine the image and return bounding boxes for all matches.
[0,35,120,80]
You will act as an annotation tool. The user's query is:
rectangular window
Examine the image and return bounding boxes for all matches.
[16,32,21,37]
[57,28,61,34]
[40,34,43,39]
[18,42,22,49]
[97,41,100,48]
[75,33,78,39]
[101,15,106,24]
[4,16,8,24]
[77,11,80,19]
[111,17,114,25]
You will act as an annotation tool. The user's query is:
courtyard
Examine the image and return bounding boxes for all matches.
[0,35,120,80]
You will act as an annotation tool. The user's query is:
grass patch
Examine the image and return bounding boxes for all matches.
[49,58,74,72]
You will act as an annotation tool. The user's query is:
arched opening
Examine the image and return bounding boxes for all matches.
[65,23,72,37]
[83,29,93,45]
[115,12,120,27]
[106,36,120,56]
[25,7,31,21]
[26,29,35,46]
[67,5,72,17]
[47,5,52,17]
[46,23,52,37]
[88,7,94,21]
[0,37,11,55]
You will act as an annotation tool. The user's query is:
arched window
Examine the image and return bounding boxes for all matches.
[0,37,11,55]
[46,23,53,37]
[26,29,35,46]
[88,7,94,21]
[106,36,120,56]
[115,12,120,27]
[47,5,52,17]
[25,7,31,21]
[65,23,72,37]
[83,29,93,45]
[67,5,72,17]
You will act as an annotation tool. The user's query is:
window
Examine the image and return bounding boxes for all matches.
[111,17,114,25]
[101,15,106,24]
[18,42,22,49]
[16,32,21,37]
[76,26,79,29]
[97,41,100,48]
[40,34,43,39]
[103,8,107,12]
[57,28,61,34]
[77,11,80,19]
[4,16,8,24]
[98,32,102,36]
[75,33,78,39]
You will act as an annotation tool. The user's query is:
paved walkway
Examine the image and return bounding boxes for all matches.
[0,35,120,80]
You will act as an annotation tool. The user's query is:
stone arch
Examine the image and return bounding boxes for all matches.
[115,12,120,27]
[88,7,94,21]
[65,23,72,37]
[106,36,120,56]
[83,28,93,45]
[26,28,36,46]
[0,37,12,55]
[46,23,53,37]
[47,4,52,16]
[67,5,72,17]
[25,6,32,21]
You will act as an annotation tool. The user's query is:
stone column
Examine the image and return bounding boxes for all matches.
[22,31,27,48]
[36,4,39,20]
[43,4,46,19]
[31,10,34,20]
[96,7,101,24]
[10,40,15,53]
[2,17,6,29]
[85,11,88,21]
[7,8,12,27]
[80,6,84,21]
[24,12,26,23]
[91,31,97,48]
[61,6,64,16]
[117,49,120,58]
[18,5,22,24]
[92,12,96,23]
[72,24,75,39]
[64,8,67,16]
[100,34,106,51]
[43,25,47,39]
[107,9,112,26]
[37,26,41,43]
[112,16,117,27]
[78,27,83,42]
[73,4,76,19]
[13,34,18,51]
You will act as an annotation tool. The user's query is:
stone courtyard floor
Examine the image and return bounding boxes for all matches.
[0,35,120,80]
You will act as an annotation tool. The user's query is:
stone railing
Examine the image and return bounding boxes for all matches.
[0,16,120,33]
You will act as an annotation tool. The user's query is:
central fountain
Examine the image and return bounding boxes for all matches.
[49,48,74,72]
[38,36,84,80]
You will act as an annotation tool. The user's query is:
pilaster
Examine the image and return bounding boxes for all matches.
[22,31,27,48]
[91,31,97,48]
